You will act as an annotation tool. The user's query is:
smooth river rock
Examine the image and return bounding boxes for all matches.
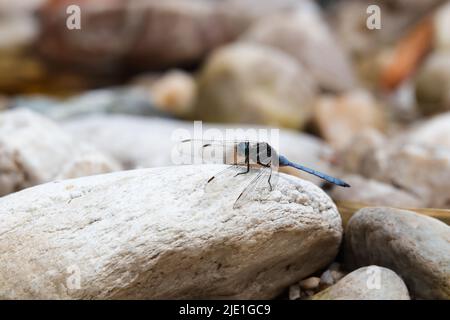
[329,174,425,208]
[434,1,450,51]
[11,87,167,120]
[194,42,317,129]
[37,0,242,71]
[312,266,410,300]
[0,165,342,299]
[0,109,120,196]
[345,207,450,299]
[242,3,355,92]
[415,52,450,115]
[136,70,197,117]
[405,111,450,149]
[313,90,384,150]
[340,130,450,208]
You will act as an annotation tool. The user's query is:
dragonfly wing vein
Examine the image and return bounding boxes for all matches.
[233,166,272,209]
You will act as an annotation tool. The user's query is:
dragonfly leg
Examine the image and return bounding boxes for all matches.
[234,151,250,177]
[268,170,273,191]
[264,164,273,191]
[234,163,250,177]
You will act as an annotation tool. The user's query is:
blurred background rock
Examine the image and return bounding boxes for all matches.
[1,0,450,209]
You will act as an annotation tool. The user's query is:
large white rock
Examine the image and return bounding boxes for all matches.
[63,114,335,186]
[0,109,121,196]
[0,165,342,299]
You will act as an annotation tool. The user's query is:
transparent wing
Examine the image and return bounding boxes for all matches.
[233,166,273,209]
[204,165,247,193]
[180,138,259,145]
[176,139,241,165]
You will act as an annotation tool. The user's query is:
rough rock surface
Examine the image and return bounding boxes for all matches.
[345,208,450,299]
[0,109,120,196]
[194,42,317,129]
[0,165,342,299]
[312,266,410,300]
[63,114,335,186]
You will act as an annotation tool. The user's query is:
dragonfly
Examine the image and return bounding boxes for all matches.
[178,139,350,208]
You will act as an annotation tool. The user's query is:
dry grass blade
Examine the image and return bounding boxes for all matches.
[336,200,450,227]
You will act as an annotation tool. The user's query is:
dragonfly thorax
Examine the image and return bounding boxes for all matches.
[236,142,277,167]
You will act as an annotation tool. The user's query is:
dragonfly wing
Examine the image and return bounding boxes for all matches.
[180,138,257,145]
[233,166,273,209]
[204,165,246,193]
[176,139,238,165]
